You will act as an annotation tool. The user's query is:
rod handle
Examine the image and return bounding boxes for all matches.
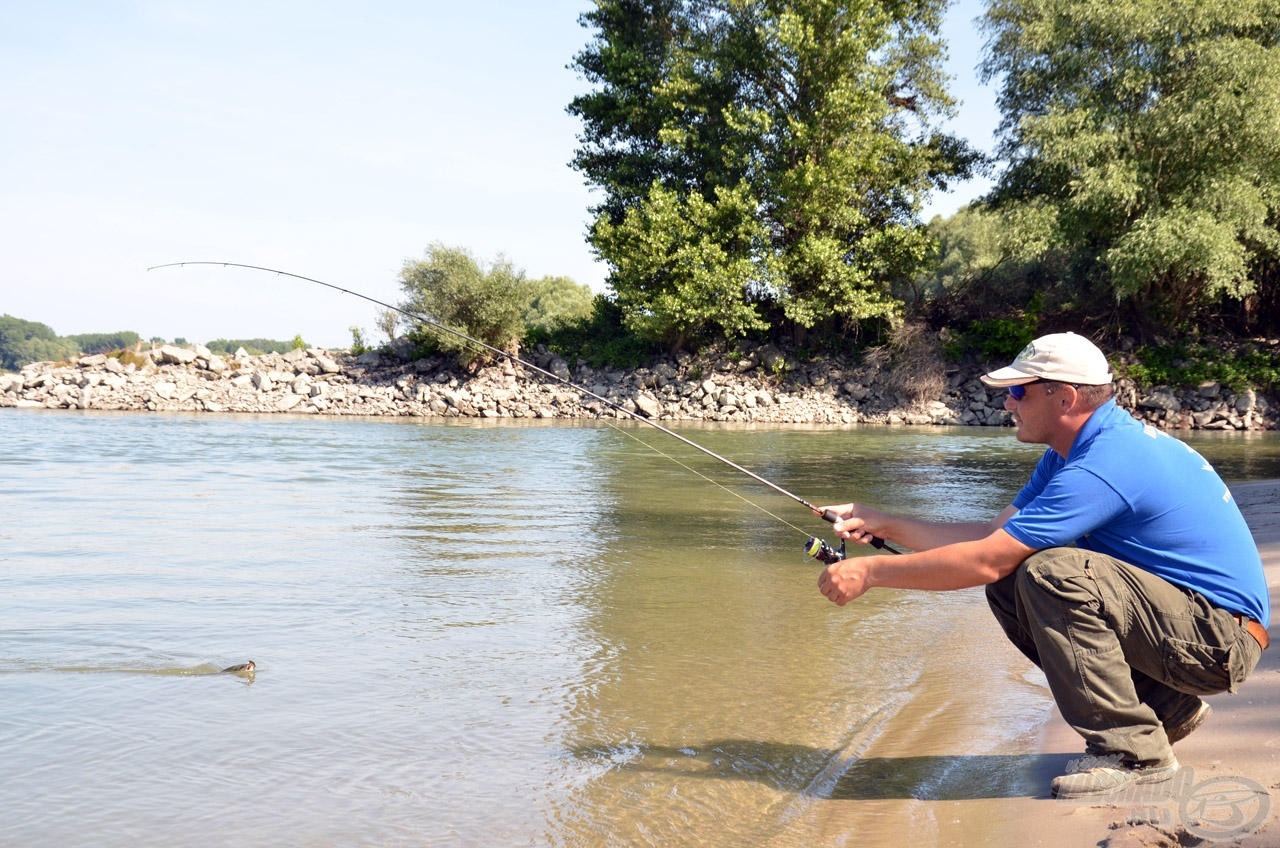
[820,509,890,551]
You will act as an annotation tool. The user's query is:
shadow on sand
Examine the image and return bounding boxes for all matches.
[570,739,1078,801]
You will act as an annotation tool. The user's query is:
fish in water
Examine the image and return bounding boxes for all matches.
[221,661,255,675]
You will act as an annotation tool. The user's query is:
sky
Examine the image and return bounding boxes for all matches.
[2,1,998,349]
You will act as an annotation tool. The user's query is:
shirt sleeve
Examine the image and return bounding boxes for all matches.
[1004,464,1130,550]
[1012,450,1057,510]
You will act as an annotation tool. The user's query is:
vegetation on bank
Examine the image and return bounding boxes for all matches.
[0,314,308,371]
[565,0,1280,352]
[7,1,1280,396]
[388,0,1280,396]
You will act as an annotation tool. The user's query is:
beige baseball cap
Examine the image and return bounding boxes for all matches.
[980,332,1113,387]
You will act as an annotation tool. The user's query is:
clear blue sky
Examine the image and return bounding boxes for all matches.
[2,1,996,349]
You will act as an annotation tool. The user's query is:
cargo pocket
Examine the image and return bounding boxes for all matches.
[1161,638,1237,695]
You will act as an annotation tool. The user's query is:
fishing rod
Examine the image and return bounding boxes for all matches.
[148,261,898,561]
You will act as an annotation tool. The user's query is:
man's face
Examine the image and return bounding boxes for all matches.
[1004,380,1058,445]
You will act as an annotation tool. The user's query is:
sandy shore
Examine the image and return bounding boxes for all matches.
[800,479,1280,847]
[999,479,1280,847]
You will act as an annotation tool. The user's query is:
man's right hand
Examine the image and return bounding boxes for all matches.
[816,503,891,546]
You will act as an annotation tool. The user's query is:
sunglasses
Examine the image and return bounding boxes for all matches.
[1007,380,1043,401]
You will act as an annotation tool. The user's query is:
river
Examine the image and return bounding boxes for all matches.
[3,409,1278,847]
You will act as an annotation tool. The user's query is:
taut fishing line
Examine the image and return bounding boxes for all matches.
[148,261,898,561]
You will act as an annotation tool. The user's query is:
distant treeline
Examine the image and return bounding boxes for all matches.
[0,314,302,371]
[204,338,306,356]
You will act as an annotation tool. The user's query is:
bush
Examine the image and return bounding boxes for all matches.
[399,244,528,367]
[529,295,656,369]
[942,316,1038,363]
[1124,341,1280,393]
[523,275,595,336]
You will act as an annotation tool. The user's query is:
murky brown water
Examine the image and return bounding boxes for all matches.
[2,410,1277,846]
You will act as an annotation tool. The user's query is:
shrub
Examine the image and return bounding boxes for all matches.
[399,244,528,367]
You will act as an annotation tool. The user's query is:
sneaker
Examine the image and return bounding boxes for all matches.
[1163,700,1212,744]
[1051,756,1179,801]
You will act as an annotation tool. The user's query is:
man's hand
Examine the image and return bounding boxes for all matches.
[818,557,877,605]
[815,503,890,547]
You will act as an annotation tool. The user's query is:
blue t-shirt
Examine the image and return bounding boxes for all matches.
[1003,400,1269,626]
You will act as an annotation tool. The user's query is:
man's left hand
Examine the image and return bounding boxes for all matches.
[818,558,874,605]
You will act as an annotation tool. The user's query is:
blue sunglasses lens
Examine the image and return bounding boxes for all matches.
[1009,384,1028,400]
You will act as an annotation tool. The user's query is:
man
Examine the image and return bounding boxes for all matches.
[816,332,1270,799]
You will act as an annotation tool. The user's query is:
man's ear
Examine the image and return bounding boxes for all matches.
[1061,384,1083,411]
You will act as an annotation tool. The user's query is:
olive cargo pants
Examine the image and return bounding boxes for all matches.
[986,547,1263,765]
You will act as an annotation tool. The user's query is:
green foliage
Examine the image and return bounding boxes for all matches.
[349,326,370,356]
[399,244,529,367]
[528,294,657,369]
[1124,341,1280,393]
[944,316,1038,363]
[109,349,151,370]
[522,275,595,336]
[591,181,772,347]
[914,203,1063,324]
[0,314,79,370]
[570,0,977,347]
[980,0,1280,334]
[64,331,142,355]
[375,309,400,343]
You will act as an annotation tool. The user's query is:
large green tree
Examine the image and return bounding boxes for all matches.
[570,0,975,349]
[981,0,1280,334]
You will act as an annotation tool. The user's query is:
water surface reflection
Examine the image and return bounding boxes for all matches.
[1,411,1275,847]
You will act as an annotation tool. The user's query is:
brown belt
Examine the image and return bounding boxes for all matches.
[1234,614,1271,651]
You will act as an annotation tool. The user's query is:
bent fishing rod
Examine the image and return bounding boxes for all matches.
[148,260,898,561]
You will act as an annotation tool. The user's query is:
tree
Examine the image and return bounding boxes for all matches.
[0,315,79,370]
[64,331,142,354]
[522,275,595,336]
[569,0,975,349]
[911,202,1061,323]
[398,244,529,366]
[981,0,1280,335]
[376,308,400,343]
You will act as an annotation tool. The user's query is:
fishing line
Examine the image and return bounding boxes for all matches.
[603,423,815,537]
[148,260,898,559]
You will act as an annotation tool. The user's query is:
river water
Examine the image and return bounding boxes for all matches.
[3,409,1278,847]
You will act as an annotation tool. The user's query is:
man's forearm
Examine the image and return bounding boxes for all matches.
[819,527,1035,605]
[880,515,1007,552]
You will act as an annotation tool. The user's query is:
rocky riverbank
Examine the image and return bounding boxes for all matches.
[1,342,1275,430]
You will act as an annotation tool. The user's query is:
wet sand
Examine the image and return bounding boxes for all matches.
[806,480,1280,847]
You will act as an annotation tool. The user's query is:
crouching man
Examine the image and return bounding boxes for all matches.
[817,332,1269,799]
